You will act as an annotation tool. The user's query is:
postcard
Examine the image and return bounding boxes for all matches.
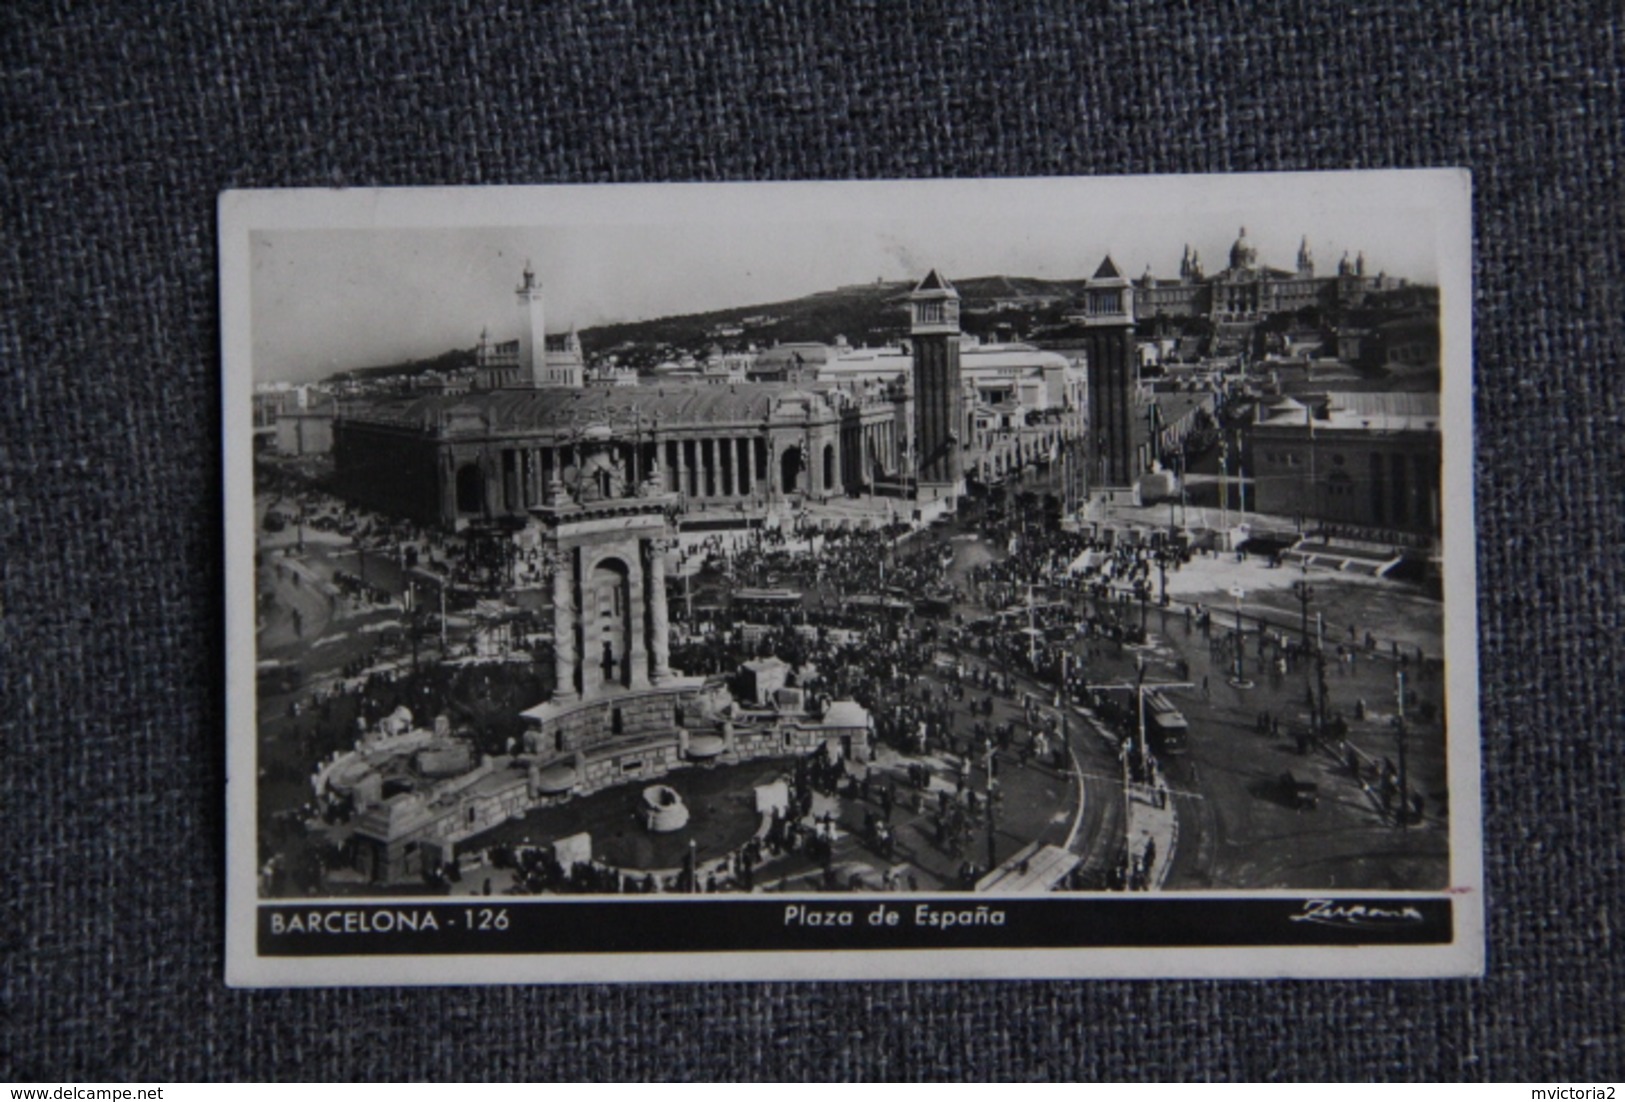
[222,172,1480,984]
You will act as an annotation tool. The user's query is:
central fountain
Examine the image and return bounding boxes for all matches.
[639,784,690,833]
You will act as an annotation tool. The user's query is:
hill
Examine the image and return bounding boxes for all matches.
[581,275,1088,370]
[324,274,1088,382]
[333,346,477,382]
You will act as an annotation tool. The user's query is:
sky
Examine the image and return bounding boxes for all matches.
[245,175,1453,382]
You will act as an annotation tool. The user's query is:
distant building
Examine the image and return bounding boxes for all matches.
[328,263,1084,528]
[748,342,828,384]
[1248,391,1442,537]
[332,383,903,528]
[471,262,586,389]
[274,394,336,456]
[1123,229,1413,355]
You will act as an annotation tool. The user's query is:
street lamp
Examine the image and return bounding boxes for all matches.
[1228,584,1254,689]
[1292,580,1315,650]
[984,740,997,873]
[1395,668,1410,831]
[1027,582,1038,669]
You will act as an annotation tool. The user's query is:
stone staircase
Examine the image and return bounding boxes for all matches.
[1280,538,1406,577]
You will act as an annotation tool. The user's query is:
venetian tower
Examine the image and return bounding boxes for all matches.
[1082,255,1138,492]
[909,269,964,503]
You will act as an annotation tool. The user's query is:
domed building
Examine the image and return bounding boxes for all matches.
[1228,226,1259,270]
[1131,228,1409,356]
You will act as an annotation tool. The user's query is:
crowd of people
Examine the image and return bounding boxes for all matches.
[256,445,1450,898]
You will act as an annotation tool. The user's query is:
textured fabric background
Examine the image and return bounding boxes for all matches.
[3,0,1621,1082]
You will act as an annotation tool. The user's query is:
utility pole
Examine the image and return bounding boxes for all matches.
[1306,414,1316,536]
[407,581,419,673]
[1178,446,1188,530]
[1237,431,1248,516]
[984,739,997,872]
[1228,585,1254,689]
[1293,580,1315,649]
[1027,582,1037,669]
[1396,668,1410,830]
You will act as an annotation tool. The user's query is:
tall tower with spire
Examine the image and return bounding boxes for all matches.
[1082,255,1139,492]
[514,260,585,388]
[1297,235,1314,278]
[908,270,963,503]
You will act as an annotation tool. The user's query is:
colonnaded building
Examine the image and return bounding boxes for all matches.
[331,265,1089,530]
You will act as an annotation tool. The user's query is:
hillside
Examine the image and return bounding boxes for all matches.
[324,274,1089,382]
[333,346,477,382]
[581,275,1089,370]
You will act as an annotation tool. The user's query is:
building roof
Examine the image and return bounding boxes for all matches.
[1258,390,1441,433]
[341,383,796,435]
[1325,390,1440,420]
[753,343,834,368]
[913,269,956,294]
[1091,255,1124,280]
[1148,392,1215,426]
[960,344,1074,373]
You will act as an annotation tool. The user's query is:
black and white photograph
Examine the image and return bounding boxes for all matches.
[223,173,1481,984]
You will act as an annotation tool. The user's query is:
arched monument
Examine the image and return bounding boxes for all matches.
[519,415,702,794]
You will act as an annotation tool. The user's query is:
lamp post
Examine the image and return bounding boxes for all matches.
[1395,668,1410,830]
[1178,446,1188,530]
[1027,582,1038,670]
[1228,585,1254,689]
[984,739,997,872]
[1292,580,1315,650]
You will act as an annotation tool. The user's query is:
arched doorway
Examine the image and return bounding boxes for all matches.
[455,464,484,515]
[587,557,632,694]
[822,443,835,494]
[780,446,803,494]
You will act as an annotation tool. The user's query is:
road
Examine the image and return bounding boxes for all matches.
[932,496,1451,892]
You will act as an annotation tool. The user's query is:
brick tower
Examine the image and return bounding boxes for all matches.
[1082,255,1139,492]
[909,269,964,505]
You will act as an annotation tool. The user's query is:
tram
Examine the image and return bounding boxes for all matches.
[1142,689,1190,756]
